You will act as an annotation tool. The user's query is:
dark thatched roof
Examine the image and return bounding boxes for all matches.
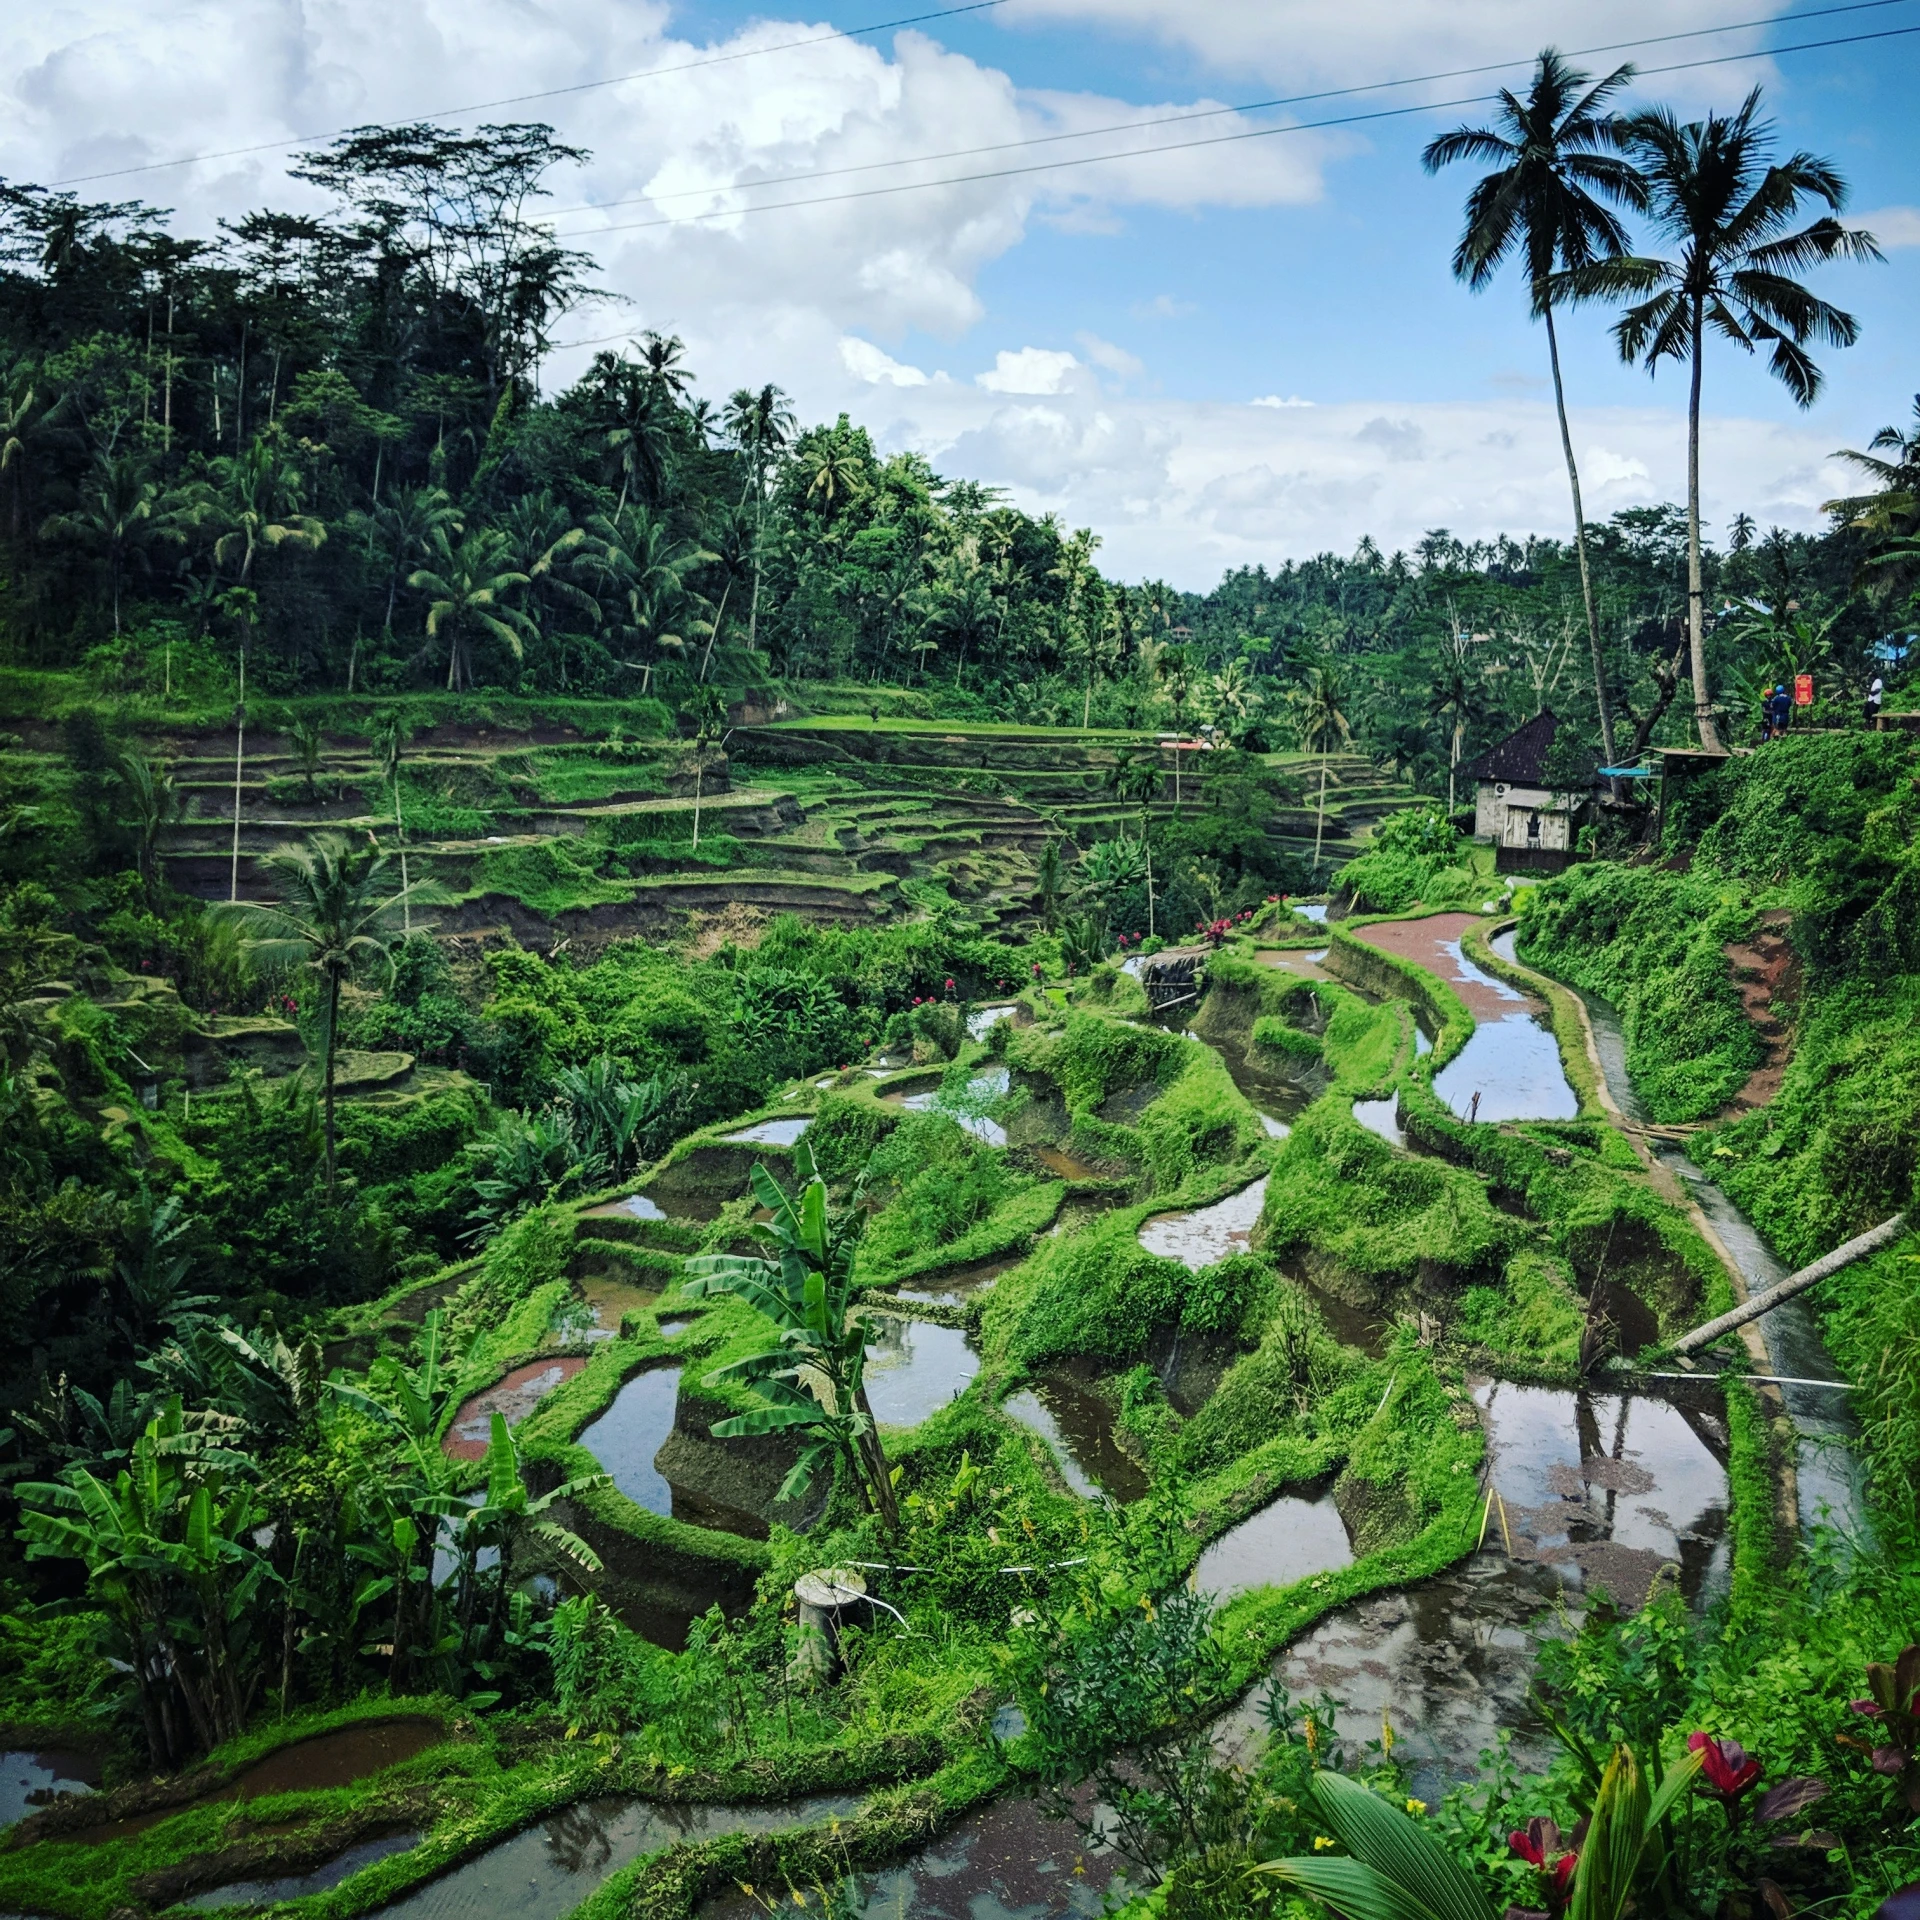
[1459,710,1558,786]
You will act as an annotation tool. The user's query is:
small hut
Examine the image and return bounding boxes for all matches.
[1460,711,1584,874]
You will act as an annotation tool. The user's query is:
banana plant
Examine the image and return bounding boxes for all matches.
[683,1141,898,1527]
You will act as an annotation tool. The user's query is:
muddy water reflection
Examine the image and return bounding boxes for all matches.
[444,1360,587,1461]
[699,1794,1118,1920]
[1194,1484,1353,1597]
[891,1067,1012,1146]
[1351,1096,1405,1148]
[1475,1379,1730,1610]
[577,1368,681,1515]
[1003,1374,1149,1502]
[374,1794,860,1920]
[1138,1177,1268,1270]
[864,1319,981,1425]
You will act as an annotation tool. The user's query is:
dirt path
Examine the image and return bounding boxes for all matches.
[1721,908,1797,1116]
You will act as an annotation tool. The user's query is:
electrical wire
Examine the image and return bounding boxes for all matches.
[548,21,1920,248]
[45,0,1011,187]
[537,0,1918,224]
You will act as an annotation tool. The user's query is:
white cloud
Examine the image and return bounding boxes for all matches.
[1133,294,1197,320]
[841,337,930,386]
[1584,445,1652,488]
[1076,331,1143,377]
[976,346,1081,394]
[1251,394,1314,408]
[1857,206,1920,248]
[842,379,1862,584]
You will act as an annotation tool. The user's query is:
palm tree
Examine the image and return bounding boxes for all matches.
[115,751,184,905]
[800,434,866,518]
[578,505,713,683]
[1105,746,1162,938]
[370,715,414,936]
[354,485,461,636]
[215,833,437,1192]
[684,1145,899,1528]
[684,682,729,852]
[1427,626,1486,811]
[723,384,796,653]
[1290,663,1353,875]
[41,454,185,634]
[408,526,533,690]
[1424,50,1646,770]
[1562,88,1882,751]
[1829,395,1920,606]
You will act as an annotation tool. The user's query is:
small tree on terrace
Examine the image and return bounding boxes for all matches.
[683,1143,898,1528]
[216,832,441,1192]
[1290,663,1353,876]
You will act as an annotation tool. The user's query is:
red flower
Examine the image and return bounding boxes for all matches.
[1689,1733,1762,1800]
[1509,1819,1577,1906]
[945,977,955,990]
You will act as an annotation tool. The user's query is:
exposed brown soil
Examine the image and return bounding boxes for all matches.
[1720,907,1798,1116]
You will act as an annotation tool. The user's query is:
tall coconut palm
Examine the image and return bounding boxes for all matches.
[578,504,713,681]
[354,485,461,636]
[723,383,797,655]
[115,751,184,906]
[408,526,533,690]
[1562,89,1881,751]
[1290,663,1352,876]
[370,715,414,937]
[1424,50,1646,769]
[216,833,439,1192]
[41,454,185,634]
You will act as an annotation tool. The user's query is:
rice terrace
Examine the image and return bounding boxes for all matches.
[0,3,1917,1917]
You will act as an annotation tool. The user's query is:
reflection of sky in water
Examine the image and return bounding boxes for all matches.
[966,1003,1016,1039]
[864,1320,981,1425]
[1296,902,1329,924]
[577,1369,681,1516]
[1193,1488,1353,1596]
[721,1117,812,1146]
[0,1750,96,1826]
[1138,1177,1268,1270]
[187,1831,420,1909]
[1441,937,1526,1001]
[1434,1015,1578,1121]
[1003,1375,1149,1502]
[1257,1111,1291,1138]
[1413,1025,1433,1057]
[1351,1097,1406,1148]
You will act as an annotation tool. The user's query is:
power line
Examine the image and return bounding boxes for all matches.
[545,21,1920,254]
[539,0,1917,225]
[45,0,1010,189]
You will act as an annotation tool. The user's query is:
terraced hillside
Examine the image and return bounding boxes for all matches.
[123,710,1431,943]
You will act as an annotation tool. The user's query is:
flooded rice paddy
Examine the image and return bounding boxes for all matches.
[0,1748,98,1825]
[864,1318,981,1425]
[576,1367,682,1515]
[444,1360,588,1462]
[188,1829,422,1910]
[720,1117,812,1147]
[1192,1483,1353,1597]
[371,1793,861,1920]
[1003,1372,1150,1502]
[1138,1177,1268,1270]
[889,1067,1012,1146]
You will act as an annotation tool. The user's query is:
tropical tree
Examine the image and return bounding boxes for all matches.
[578,504,713,685]
[1424,49,1647,769]
[682,1144,898,1527]
[1105,746,1162,937]
[216,833,438,1191]
[683,681,729,851]
[1830,394,1920,606]
[286,715,326,801]
[408,525,533,690]
[370,714,414,936]
[40,453,185,633]
[114,750,184,905]
[1563,88,1881,750]
[1427,626,1487,812]
[723,383,796,651]
[354,484,460,635]
[1033,837,1066,930]
[1290,662,1353,875]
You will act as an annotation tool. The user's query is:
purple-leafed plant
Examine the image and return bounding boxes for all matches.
[1840,1642,1920,1814]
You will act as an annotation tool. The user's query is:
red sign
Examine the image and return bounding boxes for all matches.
[1793,673,1813,706]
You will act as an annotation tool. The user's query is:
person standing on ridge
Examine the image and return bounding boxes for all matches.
[1767,684,1792,740]
[1866,673,1884,726]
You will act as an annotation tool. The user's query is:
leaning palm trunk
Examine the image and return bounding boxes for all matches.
[1545,303,1617,765]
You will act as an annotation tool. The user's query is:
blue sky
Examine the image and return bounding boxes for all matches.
[4,0,1915,582]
